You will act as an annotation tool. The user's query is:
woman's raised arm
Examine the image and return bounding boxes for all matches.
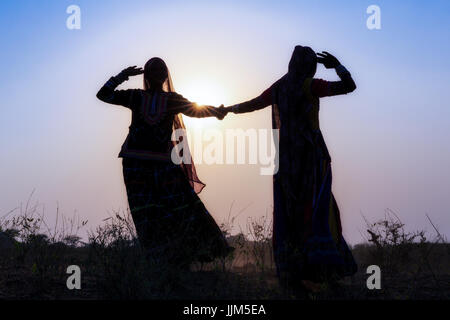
[96,66,143,107]
[313,52,356,97]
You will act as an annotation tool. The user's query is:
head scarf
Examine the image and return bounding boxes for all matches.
[272,45,318,134]
[271,45,318,179]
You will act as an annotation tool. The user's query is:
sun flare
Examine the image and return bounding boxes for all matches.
[178,78,228,129]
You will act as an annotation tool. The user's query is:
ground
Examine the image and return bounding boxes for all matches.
[1,211,449,300]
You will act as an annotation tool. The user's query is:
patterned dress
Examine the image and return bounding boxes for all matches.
[97,75,231,265]
[230,57,358,284]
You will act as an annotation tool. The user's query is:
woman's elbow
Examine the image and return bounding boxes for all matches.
[347,81,357,93]
[96,89,107,102]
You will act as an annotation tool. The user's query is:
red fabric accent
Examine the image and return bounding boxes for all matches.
[310,78,330,97]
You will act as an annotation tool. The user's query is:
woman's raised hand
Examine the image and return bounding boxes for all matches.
[316,51,340,69]
[119,66,144,78]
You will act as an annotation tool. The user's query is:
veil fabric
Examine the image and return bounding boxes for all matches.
[271,46,319,178]
[144,58,205,194]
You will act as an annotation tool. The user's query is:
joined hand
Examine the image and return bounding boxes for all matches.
[215,105,228,120]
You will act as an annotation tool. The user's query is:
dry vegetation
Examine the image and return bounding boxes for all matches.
[0,197,449,300]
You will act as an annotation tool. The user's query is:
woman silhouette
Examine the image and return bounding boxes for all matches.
[97,58,231,266]
[222,46,358,292]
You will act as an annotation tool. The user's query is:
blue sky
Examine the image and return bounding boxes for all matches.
[1,0,450,243]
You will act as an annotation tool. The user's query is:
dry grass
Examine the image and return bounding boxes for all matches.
[0,198,449,300]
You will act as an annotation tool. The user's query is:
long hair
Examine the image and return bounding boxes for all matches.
[143,57,174,92]
[142,57,205,193]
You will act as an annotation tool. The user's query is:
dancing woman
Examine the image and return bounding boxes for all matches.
[97,58,231,265]
[223,47,358,291]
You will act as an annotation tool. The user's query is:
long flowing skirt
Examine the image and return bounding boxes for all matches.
[122,157,231,265]
[273,134,357,285]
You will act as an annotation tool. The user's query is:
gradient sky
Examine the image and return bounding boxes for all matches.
[1,0,449,244]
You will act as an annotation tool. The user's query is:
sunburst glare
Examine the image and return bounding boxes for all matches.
[178,78,228,129]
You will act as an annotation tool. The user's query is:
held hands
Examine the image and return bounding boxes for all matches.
[316,51,340,69]
[216,105,235,120]
[215,105,228,120]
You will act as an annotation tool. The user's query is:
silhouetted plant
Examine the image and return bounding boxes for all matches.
[1,197,448,300]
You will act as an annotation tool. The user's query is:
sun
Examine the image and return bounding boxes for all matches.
[178,78,228,129]
[181,79,227,107]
